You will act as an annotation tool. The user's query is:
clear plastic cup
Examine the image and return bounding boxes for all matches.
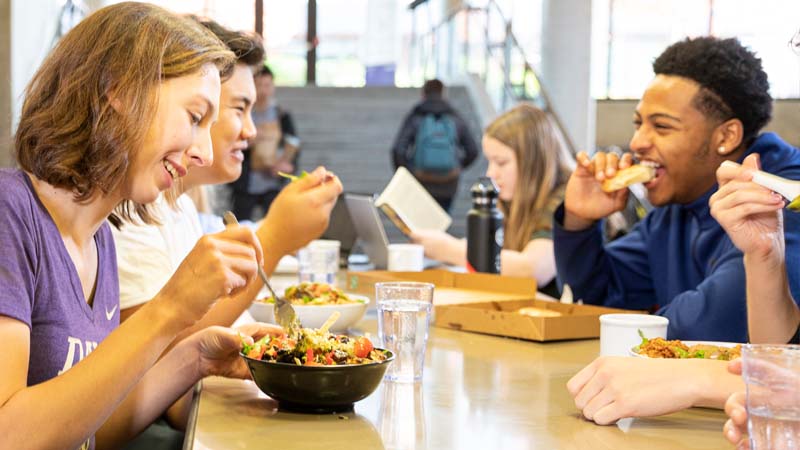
[742,345,800,449]
[376,282,434,383]
[297,239,340,285]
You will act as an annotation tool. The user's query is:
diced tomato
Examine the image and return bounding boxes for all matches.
[247,346,266,360]
[353,337,374,358]
[325,352,334,365]
[304,348,319,366]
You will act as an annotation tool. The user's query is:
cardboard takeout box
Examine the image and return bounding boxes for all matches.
[435,299,638,342]
[347,269,638,342]
[346,270,538,305]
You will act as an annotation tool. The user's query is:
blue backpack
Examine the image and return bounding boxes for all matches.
[413,113,458,173]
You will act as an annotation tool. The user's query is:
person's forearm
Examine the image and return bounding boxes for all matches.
[167,227,282,350]
[96,339,200,449]
[500,250,534,278]
[692,360,745,409]
[563,209,597,231]
[553,208,620,307]
[0,300,189,450]
[744,253,800,343]
[500,240,556,287]
[441,238,467,266]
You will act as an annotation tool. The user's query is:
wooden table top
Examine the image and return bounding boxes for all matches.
[185,312,728,450]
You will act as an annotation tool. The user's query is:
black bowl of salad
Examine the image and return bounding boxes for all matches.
[241,328,394,413]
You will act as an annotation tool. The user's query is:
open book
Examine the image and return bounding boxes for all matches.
[375,167,452,235]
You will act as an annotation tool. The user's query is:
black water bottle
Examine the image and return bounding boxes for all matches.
[466,177,504,273]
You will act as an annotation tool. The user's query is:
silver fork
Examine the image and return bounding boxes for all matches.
[222,211,299,333]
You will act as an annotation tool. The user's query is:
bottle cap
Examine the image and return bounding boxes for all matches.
[471,177,499,201]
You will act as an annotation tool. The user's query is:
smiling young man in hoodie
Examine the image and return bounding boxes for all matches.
[553,36,800,342]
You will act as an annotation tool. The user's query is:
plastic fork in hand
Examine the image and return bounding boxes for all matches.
[221,211,300,333]
[719,160,800,211]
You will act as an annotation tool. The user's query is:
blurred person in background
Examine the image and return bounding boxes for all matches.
[410,103,573,297]
[391,78,479,213]
[229,65,301,221]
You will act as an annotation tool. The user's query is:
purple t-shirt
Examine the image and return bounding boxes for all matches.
[0,169,119,450]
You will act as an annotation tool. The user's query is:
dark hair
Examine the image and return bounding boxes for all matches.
[653,36,771,144]
[14,2,234,226]
[191,16,265,68]
[422,79,444,98]
[255,65,274,78]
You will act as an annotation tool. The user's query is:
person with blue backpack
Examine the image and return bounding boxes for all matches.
[391,79,479,212]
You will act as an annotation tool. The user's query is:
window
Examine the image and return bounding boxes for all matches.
[600,0,800,99]
[145,0,255,31]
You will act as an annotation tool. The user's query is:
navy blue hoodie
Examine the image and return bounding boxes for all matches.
[553,132,800,341]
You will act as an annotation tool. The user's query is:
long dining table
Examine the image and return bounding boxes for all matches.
[184,304,730,449]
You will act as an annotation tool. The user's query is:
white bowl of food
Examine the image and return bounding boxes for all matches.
[249,282,370,332]
[630,335,742,360]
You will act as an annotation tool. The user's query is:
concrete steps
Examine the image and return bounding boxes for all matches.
[275,85,486,241]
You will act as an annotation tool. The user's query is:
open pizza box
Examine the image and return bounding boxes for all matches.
[346,270,638,341]
[346,270,538,305]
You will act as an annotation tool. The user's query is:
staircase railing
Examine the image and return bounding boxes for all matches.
[407,0,576,155]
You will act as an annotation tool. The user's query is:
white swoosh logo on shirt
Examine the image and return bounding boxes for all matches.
[105,305,118,321]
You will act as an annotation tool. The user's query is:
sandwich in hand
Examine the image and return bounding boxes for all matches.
[601,165,656,193]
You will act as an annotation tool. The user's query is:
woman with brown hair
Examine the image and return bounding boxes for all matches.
[412,103,574,296]
[0,3,285,449]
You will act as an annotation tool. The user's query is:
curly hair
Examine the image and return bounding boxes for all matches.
[653,36,771,144]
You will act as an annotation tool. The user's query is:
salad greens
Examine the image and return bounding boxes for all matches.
[277,170,310,182]
[788,195,800,212]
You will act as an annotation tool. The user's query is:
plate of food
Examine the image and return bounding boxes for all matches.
[240,314,394,413]
[630,331,742,360]
[249,282,369,331]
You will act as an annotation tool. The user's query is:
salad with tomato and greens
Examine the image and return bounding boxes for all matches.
[242,327,388,366]
[258,282,362,306]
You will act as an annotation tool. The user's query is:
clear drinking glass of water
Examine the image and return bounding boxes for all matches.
[298,239,340,285]
[376,282,434,383]
[742,344,800,450]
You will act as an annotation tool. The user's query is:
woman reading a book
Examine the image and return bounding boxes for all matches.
[411,103,574,297]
